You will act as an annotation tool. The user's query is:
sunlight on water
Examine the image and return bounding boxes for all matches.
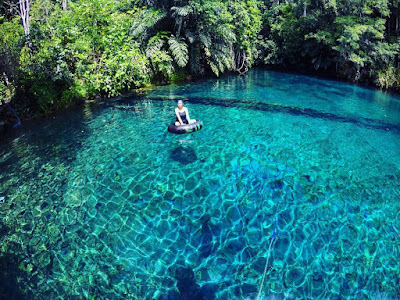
[1,69,400,299]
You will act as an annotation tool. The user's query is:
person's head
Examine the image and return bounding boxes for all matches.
[177,100,184,109]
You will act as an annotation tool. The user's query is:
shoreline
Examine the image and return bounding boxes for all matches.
[260,65,400,98]
[1,66,399,137]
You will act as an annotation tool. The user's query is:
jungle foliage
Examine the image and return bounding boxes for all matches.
[0,0,399,114]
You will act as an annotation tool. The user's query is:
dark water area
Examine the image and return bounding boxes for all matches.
[1,69,400,299]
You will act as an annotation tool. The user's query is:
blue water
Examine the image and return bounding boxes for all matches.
[1,69,400,299]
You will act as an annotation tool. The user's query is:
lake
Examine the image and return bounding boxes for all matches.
[1,68,400,299]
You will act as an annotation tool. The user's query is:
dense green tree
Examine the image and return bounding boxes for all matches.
[260,0,399,87]
[0,0,399,115]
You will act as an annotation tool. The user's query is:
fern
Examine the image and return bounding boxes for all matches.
[206,45,233,76]
[130,10,166,38]
[203,46,211,57]
[146,32,169,58]
[199,32,211,48]
[208,61,219,76]
[171,6,193,17]
[184,30,196,44]
[146,38,164,58]
[168,36,189,67]
[213,42,228,52]
[217,25,236,44]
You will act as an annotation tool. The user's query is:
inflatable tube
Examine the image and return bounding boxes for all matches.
[168,120,203,134]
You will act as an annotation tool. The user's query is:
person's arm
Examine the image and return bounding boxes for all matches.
[175,108,184,125]
[185,107,191,122]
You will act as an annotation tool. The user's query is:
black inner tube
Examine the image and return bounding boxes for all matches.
[168,120,203,134]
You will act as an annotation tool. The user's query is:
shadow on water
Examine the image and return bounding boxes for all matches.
[0,104,102,196]
[0,103,101,164]
[0,253,32,300]
[0,222,32,300]
[161,266,218,300]
[170,146,198,164]
[114,96,400,134]
[0,106,100,299]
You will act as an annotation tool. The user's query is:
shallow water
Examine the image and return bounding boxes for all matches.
[1,69,400,299]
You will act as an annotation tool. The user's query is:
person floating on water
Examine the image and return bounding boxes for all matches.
[175,100,197,126]
[168,99,202,134]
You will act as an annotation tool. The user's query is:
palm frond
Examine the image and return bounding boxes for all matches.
[146,38,165,58]
[199,32,211,48]
[217,25,236,43]
[168,36,189,67]
[130,10,166,38]
[171,5,193,17]
[213,42,229,52]
[208,60,219,76]
[203,46,211,57]
[146,32,169,58]
[184,30,196,44]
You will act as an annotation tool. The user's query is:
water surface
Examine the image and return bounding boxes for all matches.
[1,69,400,299]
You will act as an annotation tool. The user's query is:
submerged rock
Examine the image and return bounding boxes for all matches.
[65,192,82,207]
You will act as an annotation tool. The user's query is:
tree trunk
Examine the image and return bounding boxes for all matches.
[19,0,31,37]
[2,72,12,100]
[177,16,182,38]
[303,3,307,17]
[62,0,67,10]
[232,49,248,75]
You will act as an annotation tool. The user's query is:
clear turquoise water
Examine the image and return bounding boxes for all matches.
[1,69,400,299]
